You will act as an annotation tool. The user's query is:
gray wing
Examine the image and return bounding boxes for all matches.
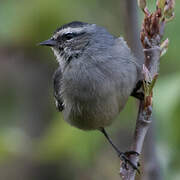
[53,67,64,111]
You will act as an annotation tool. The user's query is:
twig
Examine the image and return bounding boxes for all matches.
[142,120,163,180]
[119,0,175,179]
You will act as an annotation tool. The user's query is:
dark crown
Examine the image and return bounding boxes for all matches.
[54,21,89,34]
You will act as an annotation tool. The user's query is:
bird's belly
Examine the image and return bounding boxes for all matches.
[61,60,135,130]
[62,94,121,130]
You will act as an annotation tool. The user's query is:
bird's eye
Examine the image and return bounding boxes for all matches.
[58,32,85,41]
[64,33,76,40]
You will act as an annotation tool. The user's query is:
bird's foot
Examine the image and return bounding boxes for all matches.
[119,151,140,173]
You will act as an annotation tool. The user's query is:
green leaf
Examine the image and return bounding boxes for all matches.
[156,0,166,10]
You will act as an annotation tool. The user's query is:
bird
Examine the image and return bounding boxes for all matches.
[39,21,142,171]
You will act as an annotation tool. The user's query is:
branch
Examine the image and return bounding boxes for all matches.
[142,121,163,180]
[119,0,175,179]
[122,0,144,63]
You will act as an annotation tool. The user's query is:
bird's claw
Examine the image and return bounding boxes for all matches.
[119,151,140,174]
[123,150,140,157]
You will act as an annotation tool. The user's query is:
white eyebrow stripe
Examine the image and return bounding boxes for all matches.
[53,27,85,39]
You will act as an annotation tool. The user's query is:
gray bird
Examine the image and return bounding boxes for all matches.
[39,21,142,171]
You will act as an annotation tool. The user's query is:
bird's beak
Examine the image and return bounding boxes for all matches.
[38,39,57,47]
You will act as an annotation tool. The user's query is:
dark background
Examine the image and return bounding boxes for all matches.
[0,0,179,179]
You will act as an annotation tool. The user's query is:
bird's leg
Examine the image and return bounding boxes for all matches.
[99,128,140,173]
[131,80,144,100]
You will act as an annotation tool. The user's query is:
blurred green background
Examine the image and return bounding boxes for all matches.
[0,0,179,179]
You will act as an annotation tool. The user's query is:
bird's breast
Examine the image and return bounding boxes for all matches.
[60,60,133,130]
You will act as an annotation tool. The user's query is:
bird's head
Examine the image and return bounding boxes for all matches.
[39,21,115,66]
